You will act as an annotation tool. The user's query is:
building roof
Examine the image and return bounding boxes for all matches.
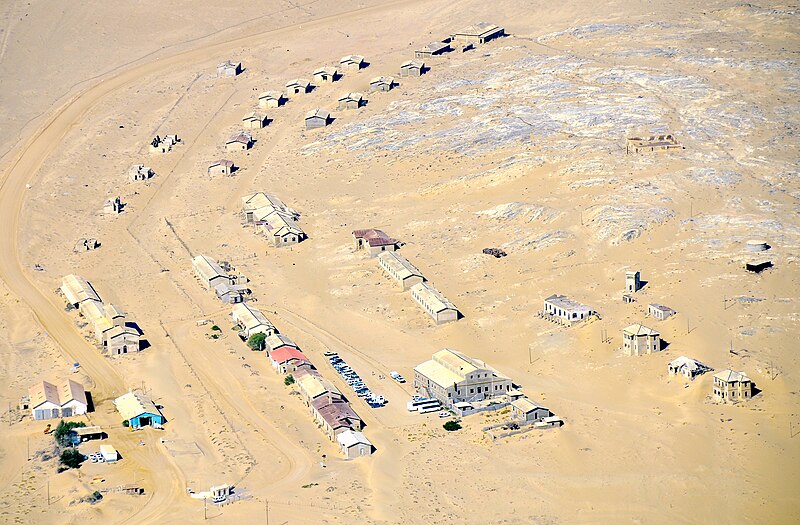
[714,369,751,384]
[336,429,372,449]
[75,425,103,436]
[192,255,228,283]
[353,228,398,247]
[297,374,341,400]
[411,281,457,313]
[340,54,364,65]
[103,303,126,319]
[114,392,161,421]
[266,333,298,351]
[378,252,423,280]
[29,381,60,408]
[452,22,503,38]
[80,299,113,334]
[242,192,290,214]
[242,112,264,121]
[622,323,660,337]
[226,132,252,144]
[286,78,310,88]
[369,76,394,86]
[338,92,364,103]
[669,356,711,373]
[209,159,235,168]
[105,325,139,341]
[270,346,310,365]
[231,302,275,332]
[313,66,338,75]
[258,91,282,101]
[305,108,330,120]
[417,41,449,54]
[510,397,547,413]
[61,274,101,305]
[262,209,304,238]
[543,294,592,312]
[649,303,676,313]
[60,379,88,405]
[218,60,241,69]
[99,444,117,455]
[312,397,361,430]
[401,60,425,69]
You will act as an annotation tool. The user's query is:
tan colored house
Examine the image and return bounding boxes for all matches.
[285,78,311,97]
[339,54,365,71]
[312,396,363,440]
[369,76,394,92]
[231,302,277,339]
[668,356,712,380]
[337,92,364,110]
[30,380,88,420]
[337,429,373,458]
[415,41,450,58]
[258,91,284,108]
[242,112,267,129]
[207,159,235,176]
[378,252,424,290]
[622,323,661,356]
[400,60,425,77]
[411,282,459,324]
[305,108,331,130]
[649,303,676,320]
[313,66,338,83]
[241,192,294,223]
[414,349,512,408]
[713,370,754,402]
[542,294,596,325]
[510,397,550,422]
[450,23,505,44]
[105,326,141,356]
[353,228,399,256]
[192,255,230,290]
[217,60,242,76]
[225,132,253,151]
[297,373,342,406]
[61,274,101,308]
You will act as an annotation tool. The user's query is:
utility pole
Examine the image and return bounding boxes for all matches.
[27,436,30,460]
[528,346,532,364]
[47,479,50,505]
[265,499,270,525]
[204,496,207,520]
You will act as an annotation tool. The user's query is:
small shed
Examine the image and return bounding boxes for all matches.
[208,159,235,176]
[337,429,374,459]
[337,92,364,110]
[258,91,284,108]
[415,41,450,59]
[648,303,676,320]
[369,76,395,92]
[100,444,119,462]
[400,60,425,77]
[128,164,153,182]
[225,132,253,151]
[305,108,331,130]
[339,54,365,71]
[285,78,311,96]
[510,398,550,422]
[75,426,105,441]
[242,112,268,129]
[622,323,661,356]
[217,61,242,77]
[313,66,338,83]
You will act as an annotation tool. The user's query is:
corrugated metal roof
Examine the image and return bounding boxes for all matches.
[411,282,457,313]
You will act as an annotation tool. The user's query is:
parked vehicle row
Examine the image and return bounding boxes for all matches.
[327,353,386,408]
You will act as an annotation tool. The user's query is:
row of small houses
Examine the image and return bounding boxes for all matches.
[241,191,307,247]
[352,229,461,325]
[59,274,141,356]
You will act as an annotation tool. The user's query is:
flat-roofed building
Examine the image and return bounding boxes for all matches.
[192,255,230,290]
[128,164,154,182]
[415,41,450,58]
[668,356,712,380]
[510,397,551,422]
[305,108,331,129]
[353,228,399,256]
[61,274,101,308]
[337,92,364,110]
[114,392,165,428]
[649,303,676,321]
[225,132,253,151]
[339,54,365,71]
[269,346,312,374]
[622,323,661,356]
[100,444,119,462]
[285,78,311,97]
[208,159,235,176]
[410,282,459,324]
[542,294,595,325]
[231,302,277,339]
[450,22,505,44]
[337,429,373,458]
[242,112,267,129]
[369,76,395,92]
[258,91,284,108]
[29,379,88,420]
[414,349,512,408]
[713,370,754,402]
[312,396,363,440]
[400,60,425,77]
[378,252,424,290]
[217,61,242,77]
[105,325,141,356]
[313,66,338,83]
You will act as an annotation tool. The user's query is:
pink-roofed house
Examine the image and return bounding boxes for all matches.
[352,228,399,256]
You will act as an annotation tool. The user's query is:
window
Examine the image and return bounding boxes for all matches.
[469,388,474,394]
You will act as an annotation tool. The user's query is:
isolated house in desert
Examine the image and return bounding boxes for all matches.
[337,92,364,110]
[450,22,505,44]
[305,108,331,130]
[103,304,126,327]
[369,76,394,92]
[415,41,450,59]
[339,54,365,71]
[128,164,153,182]
[712,370,754,403]
[258,91,284,108]
[313,66,338,83]
[668,356,712,380]
[217,60,242,76]
[622,323,661,356]
[410,282,459,324]
[192,255,230,290]
[225,132,253,151]
[337,429,374,458]
[242,112,267,129]
[510,397,550,422]
[626,271,642,292]
[542,294,595,325]
[105,325,141,356]
[207,159,235,176]
[378,252,424,290]
[353,228,399,256]
[285,78,311,97]
[400,60,425,77]
[312,396,363,440]
[29,380,88,420]
[649,303,676,321]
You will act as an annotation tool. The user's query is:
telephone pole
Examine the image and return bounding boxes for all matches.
[265,499,270,525]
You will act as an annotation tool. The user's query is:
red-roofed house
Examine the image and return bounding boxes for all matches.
[269,347,312,374]
[352,228,399,256]
[311,396,363,440]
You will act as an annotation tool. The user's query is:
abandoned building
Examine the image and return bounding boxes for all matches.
[745,259,773,273]
[509,397,551,422]
[339,54,365,71]
[103,196,123,214]
[231,302,277,339]
[410,281,459,324]
[60,274,101,309]
[285,78,311,97]
[242,112,268,129]
[128,164,154,182]
[450,22,505,44]
[148,134,180,153]
[192,255,231,290]
[241,192,306,247]
[74,238,100,252]
[649,303,676,320]
[415,41,450,59]
[625,134,683,154]
[313,66,338,83]
[713,370,754,403]
[114,392,165,428]
[217,61,242,76]
[541,294,596,325]
[337,430,374,459]
[353,228,399,255]
[414,349,512,408]
[305,108,331,129]
[400,60,425,77]
[378,252,424,290]
[626,271,642,292]
[241,192,295,223]
[105,325,141,356]
[214,283,248,304]
[369,76,395,92]
[337,92,364,110]
[258,91,284,108]
[207,159,235,176]
[225,132,253,151]
[668,356,712,380]
[622,323,661,356]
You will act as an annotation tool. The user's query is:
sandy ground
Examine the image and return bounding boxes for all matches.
[0,0,798,523]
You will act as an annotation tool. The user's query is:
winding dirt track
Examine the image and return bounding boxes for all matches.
[0,1,426,522]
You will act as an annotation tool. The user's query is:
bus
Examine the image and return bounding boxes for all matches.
[407,397,441,412]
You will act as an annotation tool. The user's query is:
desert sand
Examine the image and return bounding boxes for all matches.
[0,0,798,523]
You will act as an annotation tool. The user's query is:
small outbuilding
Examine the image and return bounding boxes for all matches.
[400,60,425,77]
[745,259,772,273]
[313,66,338,83]
[258,91,284,108]
[192,255,230,290]
[415,41,450,59]
[337,429,373,458]
[353,228,399,256]
[625,271,642,292]
[225,132,253,151]
[114,392,165,428]
[337,92,364,110]
[649,303,676,320]
[217,61,242,77]
[339,54,365,71]
[128,164,154,182]
[269,346,312,374]
[242,112,268,129]
[369,76,395,92]
[207,159,235,176]
[285,78,311,97]
[305,108,331,130]
[668,356,712,380]
[100,444,119,462]
[622,323,661,356]
[510,397,550,422]
[61,274,101,308]
[231,302,277,339]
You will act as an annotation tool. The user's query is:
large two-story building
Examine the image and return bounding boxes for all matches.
[413,349,512,408]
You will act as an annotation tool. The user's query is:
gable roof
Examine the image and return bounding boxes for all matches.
[336,429,372,449]
[714,369,751,384]
[114,392,162,421]
[266,333,298,351]
[340,54,364,65]
[401,60,425,69]
[286,78,311,88]
[226,132,253,144]
[192,255,228,282]
[353,228,397,247]
[270,346,310,365]
[378,252,424,281]
[29,381,61,408]
[411,282,457,313]
[453,22,503,38]
[510,397,547,413]
[338,92,364,103]
[61,274,101,305]
[623,323,660,337]
[305,108,330,120]
[312,397,361,430]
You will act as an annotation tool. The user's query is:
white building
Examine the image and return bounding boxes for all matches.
[414,349,512,408]
[622,324,661,356]
[542,294,595,325]
[258,91,284,108]
[217,61,242,76]
[649,303,676,321]
[192,255,230,290]
[231,302,277,339]
[668,356,712,380]
[29,380,88,420]
[337,429,373,458]
[410,282,459,324]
